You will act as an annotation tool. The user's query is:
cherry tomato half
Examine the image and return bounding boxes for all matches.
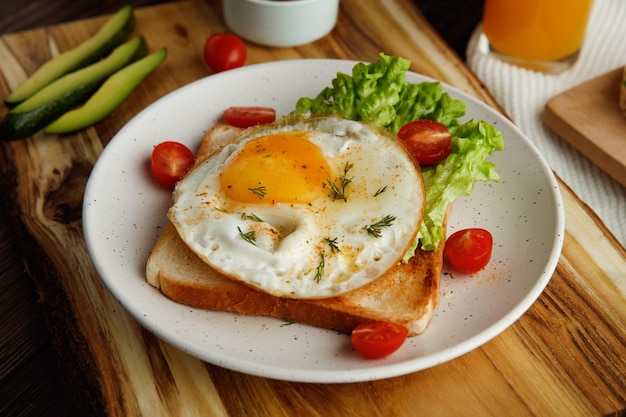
[151,141,195,189]
[351,321,408,359]
[223,106,276,128]
[444,228,493,274]
[397,119,452,166]
[203,33,246,73]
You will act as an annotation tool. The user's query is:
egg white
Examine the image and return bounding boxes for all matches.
[168,115,425,299]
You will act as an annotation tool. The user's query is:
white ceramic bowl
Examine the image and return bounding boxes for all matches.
[223,0,339,47]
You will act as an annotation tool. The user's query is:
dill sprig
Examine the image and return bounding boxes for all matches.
[324,237,341,253]
[237,226,257,245]
[281,318,296,327]
[241,212,264,222]
[314,252,325,283]
[248,185,267,199]
[373,185,388,197]
[365,214,396,238]
[325,162,353,202]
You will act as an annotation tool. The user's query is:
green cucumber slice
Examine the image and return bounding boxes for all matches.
[0,37,147,141]
[45,48,167,135]
[0,81,102,140]
[11,36,147,114]
[5,5,135,106]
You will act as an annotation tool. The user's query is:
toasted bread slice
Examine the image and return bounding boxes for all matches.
[146,123,444,336]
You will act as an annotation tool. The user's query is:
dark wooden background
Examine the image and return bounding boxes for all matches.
[0,0,484,59]
[0,1,484,416]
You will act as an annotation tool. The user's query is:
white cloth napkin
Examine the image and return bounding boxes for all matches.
[466,0,626,247]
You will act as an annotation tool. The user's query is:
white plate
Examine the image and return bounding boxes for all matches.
[83,59,564,383]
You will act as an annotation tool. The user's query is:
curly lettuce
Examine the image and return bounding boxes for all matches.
[292,53,504,253]
[410,120,504,254]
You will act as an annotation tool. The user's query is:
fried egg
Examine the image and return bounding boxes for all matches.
[168,115,425,299]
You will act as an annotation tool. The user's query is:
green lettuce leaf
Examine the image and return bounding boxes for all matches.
[407,120,504,255]
[292,53,504,253]
[293,54,465,134]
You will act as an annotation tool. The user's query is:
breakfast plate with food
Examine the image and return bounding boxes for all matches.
[83,55,564,383]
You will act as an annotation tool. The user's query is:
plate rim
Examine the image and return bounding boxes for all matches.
[83,58,565,383]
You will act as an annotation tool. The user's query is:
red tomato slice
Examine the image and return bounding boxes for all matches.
[223,106,276,128]
[351,321,408,359]
[444,228,493,274]
[203,33,247,73]
[397,119,452,166]
[151,141,195,189]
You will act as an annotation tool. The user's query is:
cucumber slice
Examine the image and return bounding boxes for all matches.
[5,5,135,106]
[45,48,167,135]
[12,36,146,114]
[0,37,147,141]
[0,81,102,140]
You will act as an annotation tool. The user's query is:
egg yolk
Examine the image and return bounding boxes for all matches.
[219,132,332,204]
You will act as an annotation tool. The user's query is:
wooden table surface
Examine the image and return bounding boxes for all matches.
[0,1,624,417]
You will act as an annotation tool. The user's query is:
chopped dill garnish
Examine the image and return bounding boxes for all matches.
[324,162,353,202]
[281,318,296,327]
[214,207,227,213]
[248,185,267,199]
[314,252,325,283]
[237,226,257,245]
[365,214,397,238]
[373,185,388,197]
[241,212,264,222]
[324,237,341,253]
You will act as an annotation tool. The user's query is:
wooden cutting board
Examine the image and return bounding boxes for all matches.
[543,67,626,187]
[0,1,625,416]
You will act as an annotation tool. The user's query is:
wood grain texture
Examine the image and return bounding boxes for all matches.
[0,221,70,417]
[0,1,624,416]
[543,68,626,188]
[0,0,173,35]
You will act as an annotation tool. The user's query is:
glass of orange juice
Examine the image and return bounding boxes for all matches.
[481,0,593,73]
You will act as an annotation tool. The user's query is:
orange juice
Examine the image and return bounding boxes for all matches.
[482,0,593,62]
